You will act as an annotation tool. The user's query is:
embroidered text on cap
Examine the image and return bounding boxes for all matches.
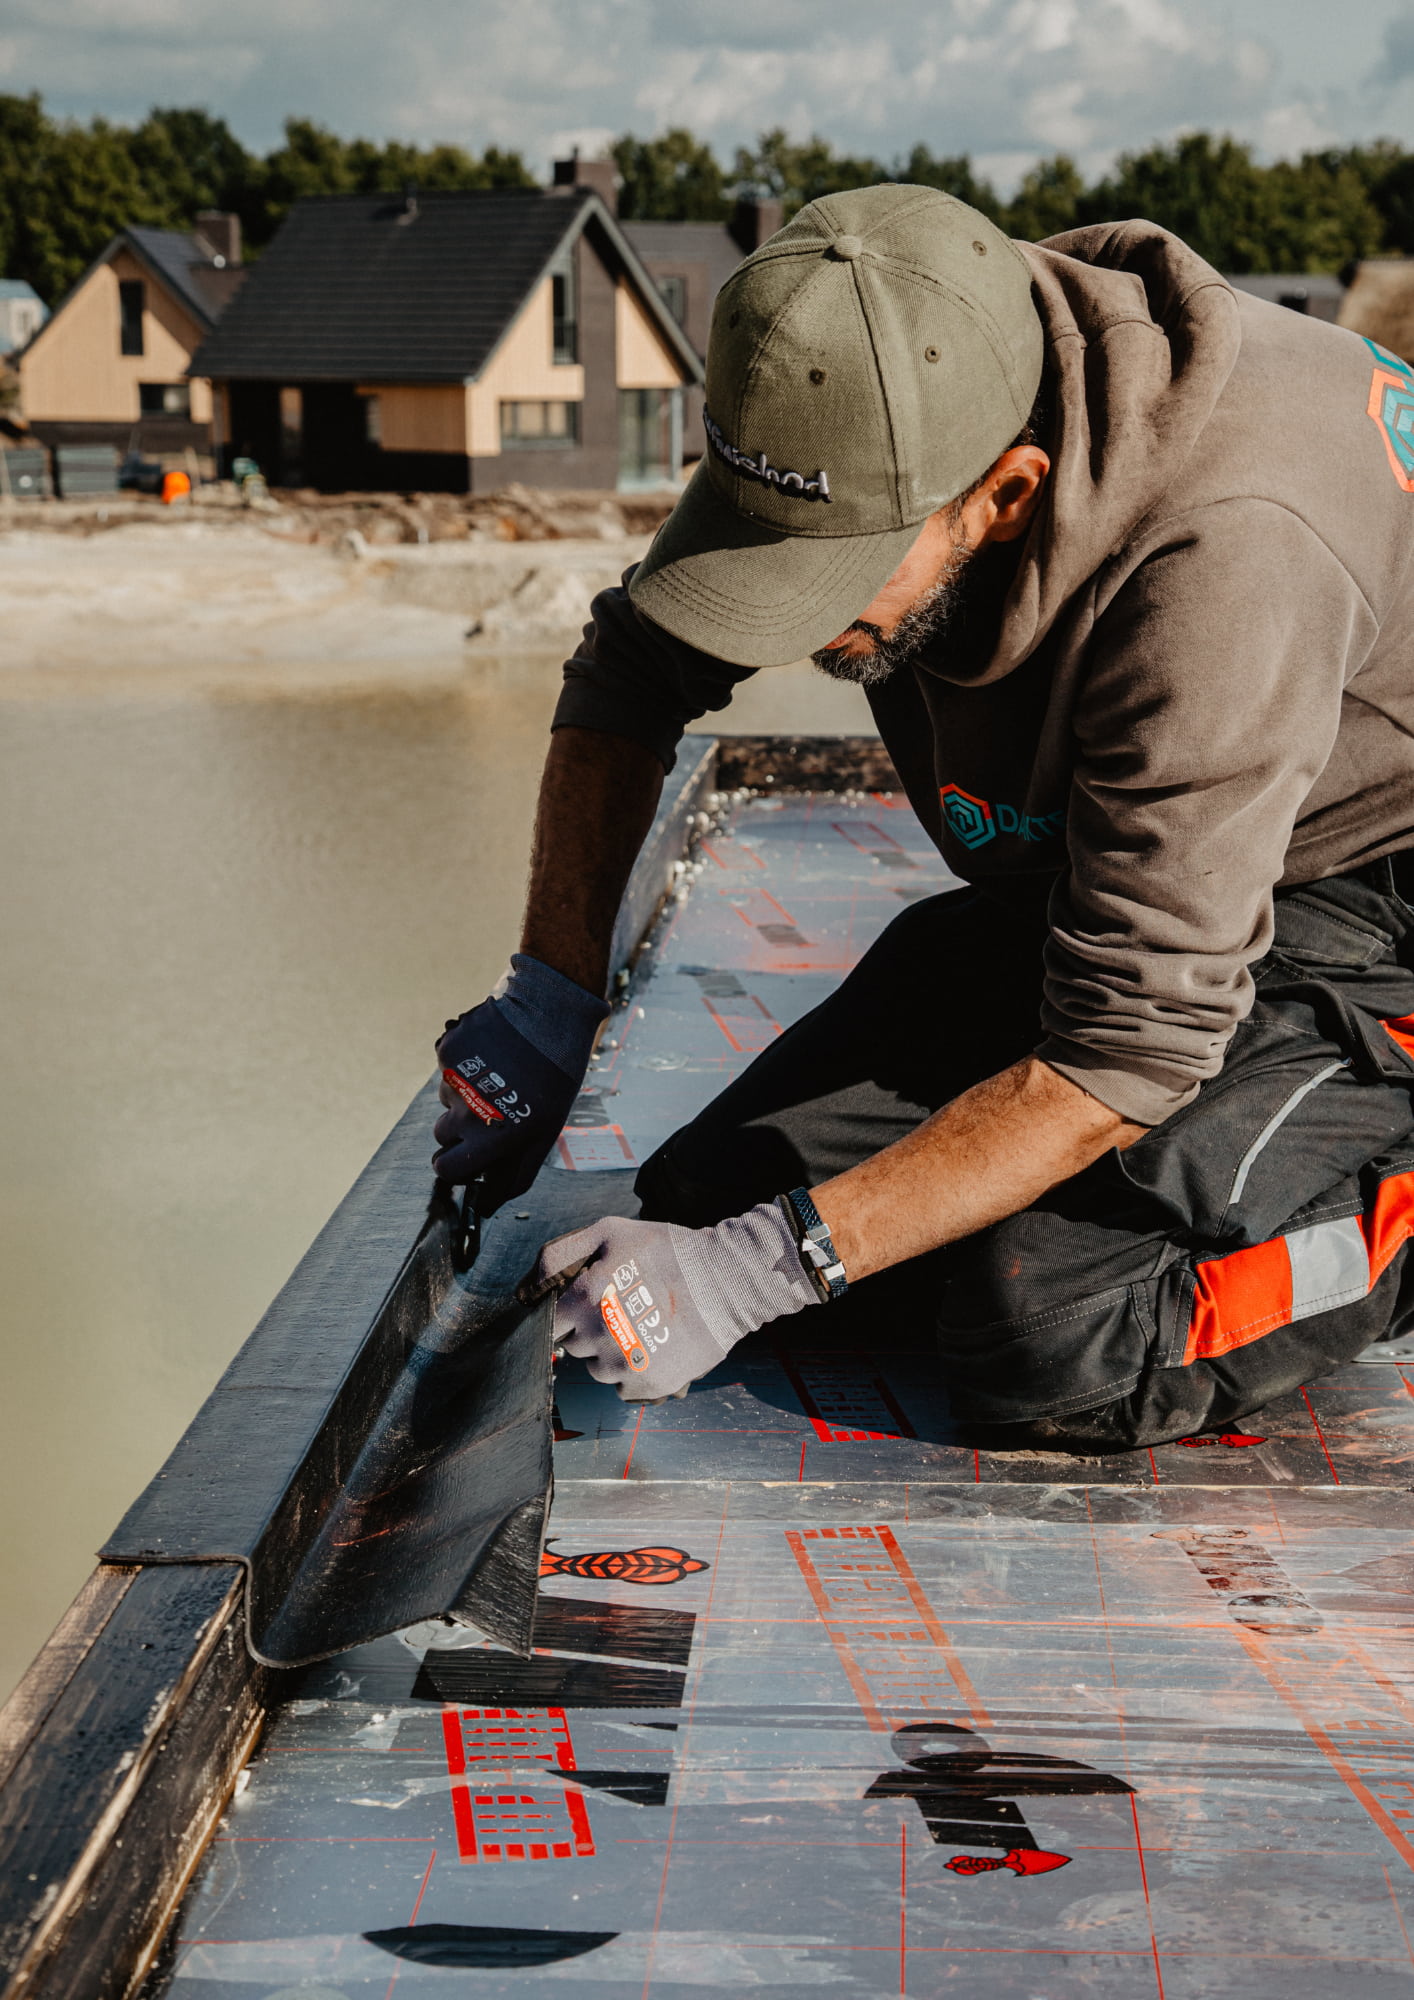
[704,410,832,503]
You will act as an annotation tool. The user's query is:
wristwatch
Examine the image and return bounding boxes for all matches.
[781,1186,849,1302]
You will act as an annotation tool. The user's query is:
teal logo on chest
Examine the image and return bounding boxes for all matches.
[1363,337,1414,491]
[939,783,1064,850]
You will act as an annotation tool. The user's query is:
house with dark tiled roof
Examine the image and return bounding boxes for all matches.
[17,214,245,455]
[621,197,783,463]
[192,173,704,494]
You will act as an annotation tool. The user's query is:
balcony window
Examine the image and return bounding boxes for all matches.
[552,270,578,364]
[657,274,687,325]
[500,400,580,448]
[119,280,145,357]
[139,382,191,417]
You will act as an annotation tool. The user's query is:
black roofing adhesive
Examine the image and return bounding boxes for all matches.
[365,1924,617,1967]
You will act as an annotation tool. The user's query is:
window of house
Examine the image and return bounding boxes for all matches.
[552,269,578,364]
[119,280,145,357]
[618,387,683,490]
[363,394,383,446]
[139,382,191,417]
[500,400,580,447]
[657,275,687,325]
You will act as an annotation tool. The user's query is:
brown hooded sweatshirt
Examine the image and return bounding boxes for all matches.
[555,222,1414,1127]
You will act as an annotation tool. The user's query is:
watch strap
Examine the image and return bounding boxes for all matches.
[782,1186,849,1302]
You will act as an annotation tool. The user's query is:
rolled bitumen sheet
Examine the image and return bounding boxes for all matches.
[101,1120,557,1665]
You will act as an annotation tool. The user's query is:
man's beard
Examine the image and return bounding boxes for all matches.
[811,532,976,688]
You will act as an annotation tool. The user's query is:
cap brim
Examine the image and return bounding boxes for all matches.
[628,460,924,668]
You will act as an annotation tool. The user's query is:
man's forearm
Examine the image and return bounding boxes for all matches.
[813,1058,1147,1281]
[519,726,666,997]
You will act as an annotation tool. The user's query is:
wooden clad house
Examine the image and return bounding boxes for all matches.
[193,185,703,493]
[623,197,783,461]
[17,215,245,455]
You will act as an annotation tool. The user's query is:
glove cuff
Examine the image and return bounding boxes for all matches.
[676,1200,824,1352]
[494,952,611,1079]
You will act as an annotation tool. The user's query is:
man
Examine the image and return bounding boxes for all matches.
[435,184,1414,1450]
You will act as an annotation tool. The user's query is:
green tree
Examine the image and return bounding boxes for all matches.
[895,145,1001,220]
[1336,140,1414,258]
[0,96,163,300]
[1004,155,1086,241]
[127,107,255,220]
[612,129,728,220]
[734,129,887,216]
[252,120,534,242]
[1084,133,1280,270]
[1262,151,1385,272]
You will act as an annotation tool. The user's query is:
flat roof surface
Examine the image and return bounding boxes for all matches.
[157,786,1414,1998]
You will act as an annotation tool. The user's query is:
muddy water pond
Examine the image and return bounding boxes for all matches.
[0,650,867,1700]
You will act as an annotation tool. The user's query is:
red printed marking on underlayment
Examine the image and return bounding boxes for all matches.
[1300,1386,1342,1483]
[700,837,765,872]
[785,1524,990,1730]
[1232,1630,1414,1873]
[729,886,800,930]
[833,820,908,856]
[555,1125,636,1171]
[700,991,780,1054]
[778,1351,916,1442]
[440,1708,591,1863]
[540,1545,708,1585]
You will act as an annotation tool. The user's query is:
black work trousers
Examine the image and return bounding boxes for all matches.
[636,862,1414,1450]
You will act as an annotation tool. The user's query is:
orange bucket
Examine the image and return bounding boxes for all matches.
[160,470,192,505]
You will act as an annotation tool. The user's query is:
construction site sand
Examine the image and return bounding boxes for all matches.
[0,516,871,731]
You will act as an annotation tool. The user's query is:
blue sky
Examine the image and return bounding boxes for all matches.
[3,0,1414,190]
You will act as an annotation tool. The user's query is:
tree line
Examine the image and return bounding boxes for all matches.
[620,128,1414,279]
[5,90,1414,308]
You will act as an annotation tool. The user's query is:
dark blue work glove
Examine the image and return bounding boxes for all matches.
[433,953,609,1209]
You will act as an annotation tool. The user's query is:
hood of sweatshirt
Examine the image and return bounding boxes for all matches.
[948,221,1242,688]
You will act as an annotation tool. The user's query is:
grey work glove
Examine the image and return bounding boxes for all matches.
[433,953,609,1210]
[537,1200,823,1401]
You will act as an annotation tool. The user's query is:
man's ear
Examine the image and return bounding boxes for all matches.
[974,447,1050,546]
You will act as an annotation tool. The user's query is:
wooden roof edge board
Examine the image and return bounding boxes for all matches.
[0,1566,138,1797]
[0,1564,266,2000]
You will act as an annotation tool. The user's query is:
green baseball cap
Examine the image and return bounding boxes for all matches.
[629,184,1044,668]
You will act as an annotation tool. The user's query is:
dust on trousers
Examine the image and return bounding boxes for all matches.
[636,859,1414,1451]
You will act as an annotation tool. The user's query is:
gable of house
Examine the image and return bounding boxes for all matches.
[19,234,219,427]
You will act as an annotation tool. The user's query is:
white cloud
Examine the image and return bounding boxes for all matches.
[2,0,1407,189]
[1258,102,1343,158]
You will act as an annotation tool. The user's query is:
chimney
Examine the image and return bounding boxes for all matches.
[729,194,784,256]
[194,210,242,268]
[552,152,618,216]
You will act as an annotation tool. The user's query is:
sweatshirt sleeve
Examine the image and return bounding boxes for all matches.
[1036,500,1373,1126]
[553,568,760,771]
